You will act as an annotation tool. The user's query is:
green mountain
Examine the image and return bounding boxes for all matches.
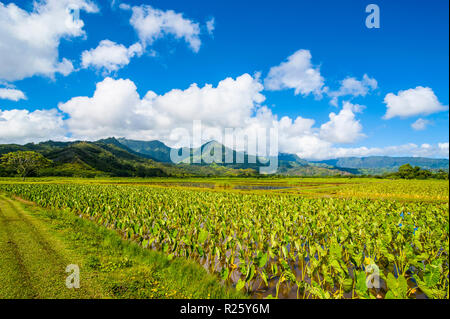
[0,138,265,177]
[116,138,352,176]
[313,156,449,173]
[117,138,259,165]
[0,139,178,177]
[278,153,309,166]
[115,138,449,175]
[2,137,446,177]
[117,138,172,162]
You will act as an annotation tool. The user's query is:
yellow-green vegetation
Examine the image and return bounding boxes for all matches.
[0,193,244,299]
[0,177,448,299]
[335,179,449,202]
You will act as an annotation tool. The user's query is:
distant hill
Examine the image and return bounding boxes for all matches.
[117,138,172,162]
[117,138,353,176]
[0,138,264,177]
[117,138,260,165]
[278,153,309,166]
[312,156,449,173]
[117,138,449,175]
[0,138,172,177]
[1,138,448,177]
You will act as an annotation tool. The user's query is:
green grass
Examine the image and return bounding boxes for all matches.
[0,194,245,299]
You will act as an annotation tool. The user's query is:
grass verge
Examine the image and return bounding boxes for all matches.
[0,194,245,299]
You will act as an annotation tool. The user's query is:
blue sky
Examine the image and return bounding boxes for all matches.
[0,0,448,159]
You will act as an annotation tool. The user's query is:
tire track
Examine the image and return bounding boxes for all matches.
[0,196,75,298]
[0,195,104,299]
[2,197,68,268]
[0,204,38,298]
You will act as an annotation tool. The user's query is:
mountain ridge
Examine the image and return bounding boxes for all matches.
[116,138,448,170]
[1,137,448,177]
[311,156,449,172]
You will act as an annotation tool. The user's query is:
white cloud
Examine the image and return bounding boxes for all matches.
[264,49,325,97]
[276,116,331,159]
[438,142,449,155]
[122,3,202,52]
[119,3,131,10]
[142,74,265,129]
[0,87,26,101]
[0,108,66,144]
[328,74,377,106]
[58,78,146,140]
[324,143,450,159]
[206,17,215,36]
[54,76,448,160]
[3,75,446,160]
[383,86,448,119]
[411,118,430,131]
[81,40,143,73]
[54,75,372,159]
[319,101,365,144]
[58,74,265,141]
[0,0,98,82]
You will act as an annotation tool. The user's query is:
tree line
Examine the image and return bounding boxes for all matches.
[384,163,448,180]
[0,151,448,180]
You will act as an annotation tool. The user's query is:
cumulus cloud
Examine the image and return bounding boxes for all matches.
[327,74,377,106]
[276,116,331,159]
[121,3,202,52]
[58,78,146,140]
[0,0,98,82]
[438,142,449,155]
[58,74,265,141]
[264,49,325,97]
[81,40,143,73]
[325,143,450,159]
[0,87,26,101]
[411,118,430,131]
[319,102,365,144]
[54,76,369,159]
[0,108,66,144]
[383,86,448,119]
[53,76,448,160]
[2,75,447,160]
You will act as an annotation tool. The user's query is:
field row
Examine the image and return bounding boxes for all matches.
[0,182,448,299]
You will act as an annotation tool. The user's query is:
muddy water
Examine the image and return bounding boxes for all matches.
[146,237,429,299]
[233,185,293,190]
[150,182,217,188]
